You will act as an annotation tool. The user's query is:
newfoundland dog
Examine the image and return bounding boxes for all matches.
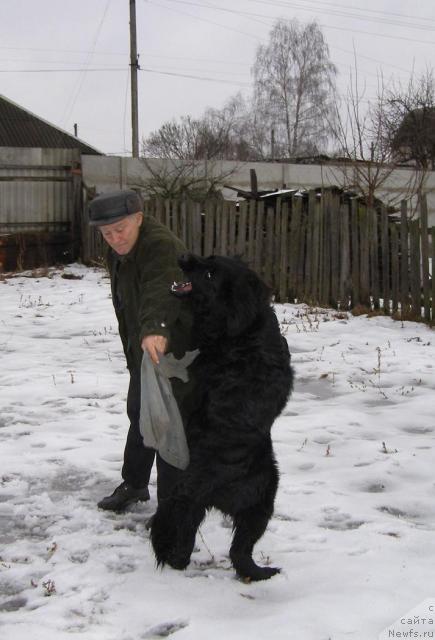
[151,254,293,581]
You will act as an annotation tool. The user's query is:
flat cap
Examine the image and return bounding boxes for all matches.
[88,190,143,226]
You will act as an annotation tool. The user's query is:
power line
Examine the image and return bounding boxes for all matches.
[0,44,253,66]
[0,45,128,55]
[0,65,252,87]
[148,0,262,41]
[159,0,435,44]
[246,0,435,26]
[245,0,435,30]
[0,63,249,77]
[165,0,435,31]
[139,66,252,86]
[0,68,126,73]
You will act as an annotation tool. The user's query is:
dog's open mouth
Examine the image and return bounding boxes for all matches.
[171,280,192,296]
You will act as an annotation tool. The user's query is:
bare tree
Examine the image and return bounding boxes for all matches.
[329,66,394,206]
[142,115,228,161]
[141,109,246,200]
[142,94,263,163]
[252,19,337,159]
[329,63,426,210]
[135,156,239,201]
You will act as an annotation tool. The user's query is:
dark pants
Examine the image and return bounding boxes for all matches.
[122,368,181,503]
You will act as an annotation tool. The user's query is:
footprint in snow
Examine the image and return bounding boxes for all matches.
[319,508,365,531]
[105,556,137,574]
[141,620,189,637]
[0,596,27,612]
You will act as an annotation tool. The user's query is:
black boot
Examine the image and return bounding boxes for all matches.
[98,482,150,512]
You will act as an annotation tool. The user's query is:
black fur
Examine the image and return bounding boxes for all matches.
[151,255,294,581]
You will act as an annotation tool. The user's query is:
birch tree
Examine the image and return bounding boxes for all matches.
[252,19,337,158]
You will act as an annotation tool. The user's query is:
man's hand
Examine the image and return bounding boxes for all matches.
[141,335,168,365]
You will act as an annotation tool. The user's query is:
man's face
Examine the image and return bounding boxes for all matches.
[99,212,143,255]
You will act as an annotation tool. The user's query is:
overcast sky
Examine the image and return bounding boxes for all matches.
[1,0,434,155]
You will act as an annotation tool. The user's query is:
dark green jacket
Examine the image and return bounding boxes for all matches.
[107,214,195,372]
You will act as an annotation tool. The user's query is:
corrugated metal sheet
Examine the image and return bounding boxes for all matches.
[0,94,102,155]
[0,148,78,233]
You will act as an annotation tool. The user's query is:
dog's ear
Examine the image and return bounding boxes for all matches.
[226,273,271,337]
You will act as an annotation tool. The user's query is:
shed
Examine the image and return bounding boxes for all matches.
[0,94,103,271]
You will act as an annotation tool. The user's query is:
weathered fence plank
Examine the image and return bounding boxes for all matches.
[247,200,256,266]
[219,200,229,256]
[255,201,265,277]
[264,205,275,286]
[390,224,399,314]
[400,200,410,317]
[380,204,390,313]
[180,198,188,247]
[228,203,237,256]
[369,207,380,309]
[302,192,314,301]
[330,193,340,307]
[359,206,370,307]
[420,194,431,321]
[288,197,302,301]
[409,220,421,317]
[321,191,332,306]
[311,193,321,303]
[272,199,282,293]
[350,198,360,307]
[204,200,215,256]
[339,200,351,308]
[236,201,247,257]
[278,201,289,302]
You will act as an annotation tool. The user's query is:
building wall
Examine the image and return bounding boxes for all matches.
[81,156,435,226]
[0,147,80,233]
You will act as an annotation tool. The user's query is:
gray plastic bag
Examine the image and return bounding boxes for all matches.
[139,350,199,470]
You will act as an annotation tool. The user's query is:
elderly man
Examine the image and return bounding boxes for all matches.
[88,190,195,512]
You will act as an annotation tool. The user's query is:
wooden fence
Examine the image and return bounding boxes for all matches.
[83,191,435,323]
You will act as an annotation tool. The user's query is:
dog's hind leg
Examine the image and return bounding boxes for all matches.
[229,502,279,582]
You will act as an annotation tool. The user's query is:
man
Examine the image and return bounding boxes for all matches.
[88,190,195,512]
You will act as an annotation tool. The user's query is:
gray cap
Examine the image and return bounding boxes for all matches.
[88,190,143,226]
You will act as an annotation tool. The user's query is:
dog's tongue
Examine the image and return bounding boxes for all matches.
[171,281,192,295]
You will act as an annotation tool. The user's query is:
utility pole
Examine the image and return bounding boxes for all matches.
[129,0,140,157]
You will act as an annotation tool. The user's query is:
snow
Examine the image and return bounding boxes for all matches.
[1,264,435,640]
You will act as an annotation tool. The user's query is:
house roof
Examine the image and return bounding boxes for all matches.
[0,94,103,155]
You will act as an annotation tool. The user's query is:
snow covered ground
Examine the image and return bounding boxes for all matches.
[1,264,435,640]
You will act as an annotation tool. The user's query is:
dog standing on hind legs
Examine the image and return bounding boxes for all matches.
[150,254,294,581]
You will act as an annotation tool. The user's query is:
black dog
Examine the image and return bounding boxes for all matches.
[150,254,293,581]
